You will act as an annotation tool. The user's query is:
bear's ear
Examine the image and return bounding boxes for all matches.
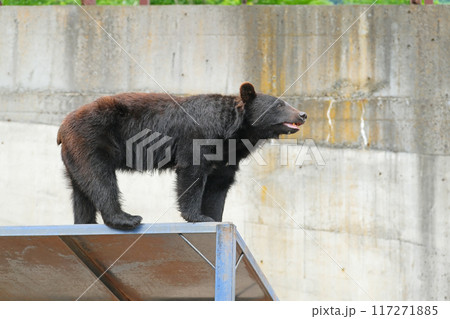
[240,82,256,103]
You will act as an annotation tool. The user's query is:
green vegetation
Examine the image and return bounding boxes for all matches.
[342,0,409,3]
[2,0,447,5]
[3,0,331,5]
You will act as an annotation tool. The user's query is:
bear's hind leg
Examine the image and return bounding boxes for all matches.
[71,181,97,224]
[65,157,142,230]
[90,168,143,230]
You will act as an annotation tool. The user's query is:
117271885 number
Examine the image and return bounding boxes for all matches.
[372,305,438,316]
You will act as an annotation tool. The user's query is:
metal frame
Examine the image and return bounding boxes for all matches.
[236,232,278,300]
[0,223,219,237]
[214,224,237,301]
[179,233,215,270]
[0,222,278,301]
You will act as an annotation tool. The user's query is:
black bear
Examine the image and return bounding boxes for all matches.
[57,82,307,230]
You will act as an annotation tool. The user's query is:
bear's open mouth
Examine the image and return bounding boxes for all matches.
[282,122,303,130]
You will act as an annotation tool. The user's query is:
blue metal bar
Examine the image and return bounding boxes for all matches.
[0,223,219,237]
[214,223,236,301]
[178,233,215,270]
[235,232,279,301]
[235,253,244,270]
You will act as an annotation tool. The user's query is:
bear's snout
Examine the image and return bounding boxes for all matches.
[298,111,307,122]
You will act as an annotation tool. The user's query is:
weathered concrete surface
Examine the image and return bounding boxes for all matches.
[0,6,449,154]
[0,6,449,300]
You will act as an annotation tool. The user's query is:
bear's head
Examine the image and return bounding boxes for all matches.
[239,82,307,139]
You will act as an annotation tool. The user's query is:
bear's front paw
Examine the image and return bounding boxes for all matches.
[193,215,215,223]
[182,213,215,223]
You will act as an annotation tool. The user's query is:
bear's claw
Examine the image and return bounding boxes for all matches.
[185,214,216,223]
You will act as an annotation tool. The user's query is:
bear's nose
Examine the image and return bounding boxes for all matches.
[298,112,307,121]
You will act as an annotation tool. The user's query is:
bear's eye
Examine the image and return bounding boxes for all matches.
[277,103,284,108]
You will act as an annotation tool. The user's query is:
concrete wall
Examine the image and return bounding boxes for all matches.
[0,6,449,300]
